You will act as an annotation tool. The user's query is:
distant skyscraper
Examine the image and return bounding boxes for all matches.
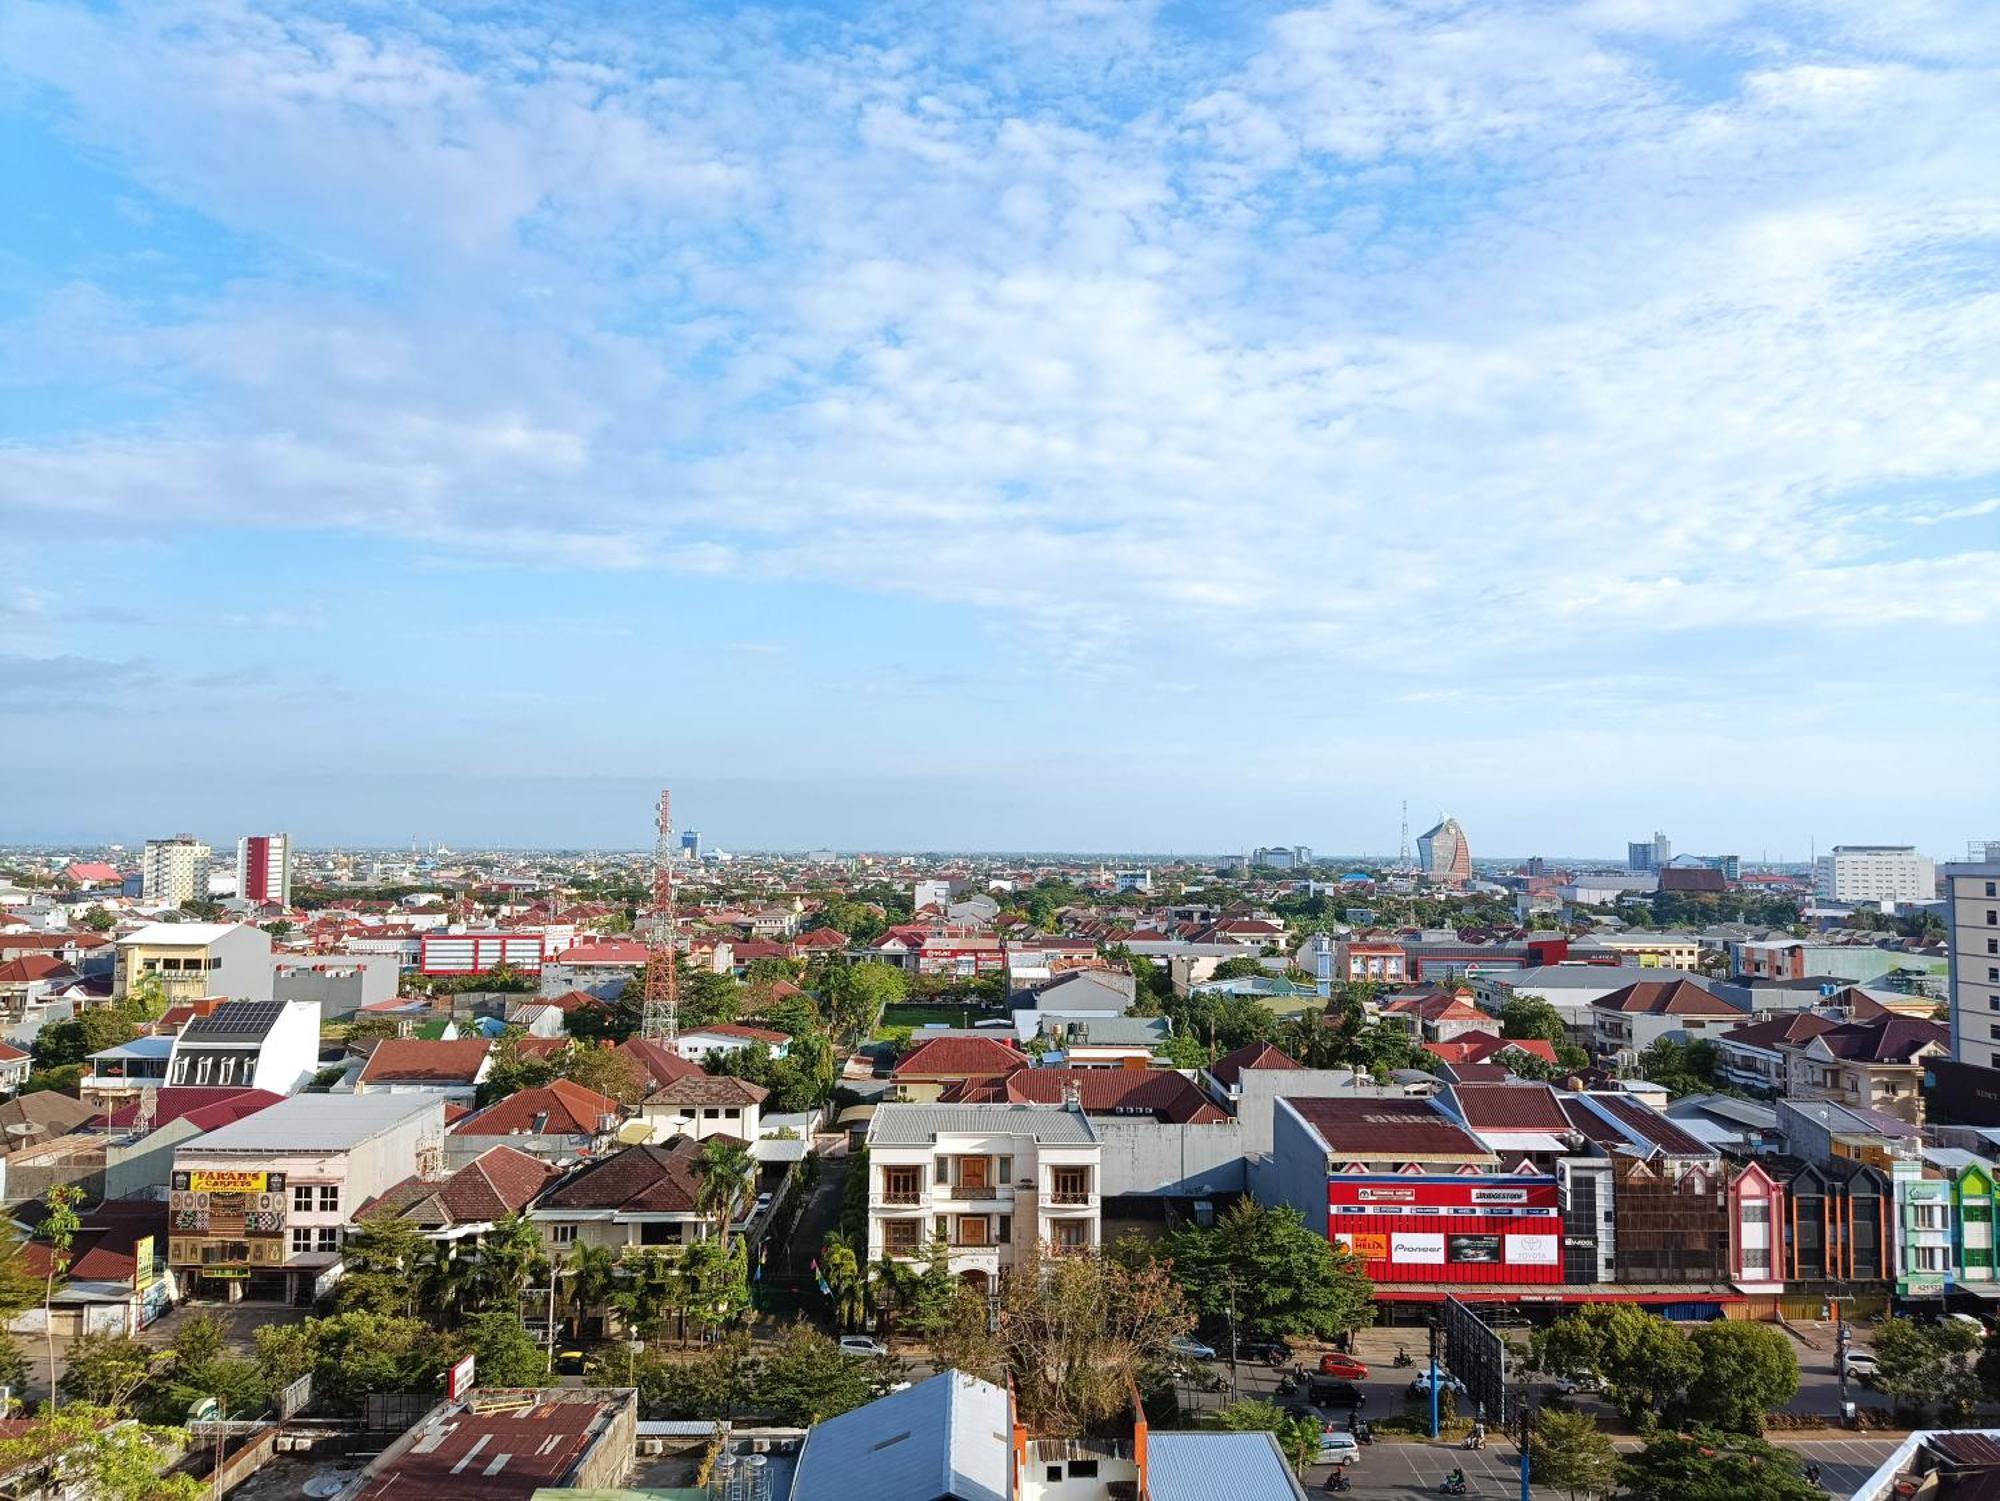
[1251,846,1311,870]
[1627,832,1671,872]
[1945,859,2000,1069]
[236,833,293,907]
[1526,857,1548,877]
[1417,817,1471,882]
[681,830,701,861]
[1814,845,1936,905]
[141,835,212,906]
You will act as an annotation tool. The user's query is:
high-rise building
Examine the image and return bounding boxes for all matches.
[1699,854,1742,882]
[1417,817,1471,882]
[236,833,293,908]
[681,830,701,861]
[1627,832,1671,872]
[1944,861,2000,1070]
[1814,846,1937,905]
[1250,846,1311,870]
[141,835,212,906]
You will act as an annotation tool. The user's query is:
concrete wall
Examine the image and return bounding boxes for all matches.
[1092,1118,1245,1198]
[105,1117,203,1199]
[274,956,399,1021]
[1234,1069,1408,1203]
[1266,1100,1332,1235]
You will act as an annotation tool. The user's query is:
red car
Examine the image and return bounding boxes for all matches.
[1318,1353,1369,1380]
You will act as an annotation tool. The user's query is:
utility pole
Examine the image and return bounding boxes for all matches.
[1225,1279,1239,1404]
[1428,1319,1440,1439]
[1517,1392,1533,1501]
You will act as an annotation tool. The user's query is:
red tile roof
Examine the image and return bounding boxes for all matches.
[1423,1031,1558,1066]
[359,1038,492,1085]
[688,1022,791,1045]
[618,1037,704,1090]
[100,1087,283,1131]
[1208,1040,1303,1088]
[1596,979,1741,1016]
[892,1034,1027,1079]
[451,1079,625,1137]
[647,1074,769,1107]
[1719,1012,1840,1050]
[0,955,76,983]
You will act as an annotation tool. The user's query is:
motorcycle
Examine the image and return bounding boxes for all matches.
[1393,1346,1414,1369]
[1440,1478,1469,1496]
[1326,1473,1353,1494]
[1275,1371,1302,1398]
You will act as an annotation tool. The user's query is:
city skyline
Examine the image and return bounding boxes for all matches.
[4,1,1998,846]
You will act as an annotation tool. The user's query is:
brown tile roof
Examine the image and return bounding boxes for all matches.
[0,955,74,983]
[1208,1040,1302,1088]
[1814,1015,1949,1064]
[939,1066,1230,1124]
[1282,1097,1494,1160]
[1447,1082,1574,1131]
[1568,1093,1715,1157]
[359,1145,563,1227]
[451,1079,625,1137]
[536,1136,738,1215]
[692,1021,791,1044]
[1719,1012,1839,1050]
[358,1038,492,1085]
[892,1034,1027,1079]
[646,1074,769,1108]
[0,1091,97,1148]
[1595,979,1742,1016]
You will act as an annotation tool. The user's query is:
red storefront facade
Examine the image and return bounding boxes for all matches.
[1328,1175,1565,1286]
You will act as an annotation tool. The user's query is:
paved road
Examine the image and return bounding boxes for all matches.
[1299,1437,1899,1498]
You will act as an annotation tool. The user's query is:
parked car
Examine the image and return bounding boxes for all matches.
[1842,1350,1879,1382]
[1548,1371,1600,1395]
[839,1335,890,1358]
[1168,1334,1219,1362]
[1408,1369,1467,1397]
[1318,1430,1361,1465]
[555,1347,586,1376]
[754,1191,774,1217]
[1228,1336,1293,1368]
[1318,1353,1369,1380]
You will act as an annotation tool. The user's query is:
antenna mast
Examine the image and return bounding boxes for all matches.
[1397,800,1411,868]
[642,788,680,1041]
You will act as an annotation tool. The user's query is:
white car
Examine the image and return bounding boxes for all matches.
[1548,1371,1601,1395]
[1409,1369,1468,1396]
[838,1335,890,1358]
[1842,1350,1879,1382]
[1318,1430,1360,1465]
[754,1191,774,1217]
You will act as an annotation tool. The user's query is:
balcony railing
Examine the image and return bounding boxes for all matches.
[878,1189,925,1205]
[951,1185,1000,1200]
[1047,1188,1092,1205]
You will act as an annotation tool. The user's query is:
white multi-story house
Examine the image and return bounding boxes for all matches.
[114,922,274,1004]
[864,1103,1102,1298]
[166,999,321,1094]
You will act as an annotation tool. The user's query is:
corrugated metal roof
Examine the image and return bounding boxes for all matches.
[176,1092,441,1153]
[1148,1432,1307,1501]
[790,1371,1008,1501]
[869,1103,1097,1144]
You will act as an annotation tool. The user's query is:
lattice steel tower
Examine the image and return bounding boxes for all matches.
[641,787,680,1041]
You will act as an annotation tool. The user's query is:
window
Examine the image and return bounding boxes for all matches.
[217,1057,236,1086]
[195,1056,212,1085]
[1989,910,1998,927]
[703,1108,720,1120]
[317,1228,339,1253]
[293,1185,314,1214]
[1913,1244,1950,1272]
[997,1155,1013,1184]
[639,1222,684,1246]
[1069,1461,1099,1479]
[935,1159,949,1184]
[291,1227,313,1254]
[1742,1246,1770,1274]
[318,1185,339,1213]
[1742,1201,1769,1224]
[1046,1467,1063,1484]
[883,1168,922,1204]
[1051,1169,1090,1203]
[997,1215,1011,1244]
[723,1108,739,1120]
[883,1219,922,1253]
[550,1224,578,1246]
[1987,881,1997,898]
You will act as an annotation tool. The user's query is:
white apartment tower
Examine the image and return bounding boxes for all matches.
[1946,862,2000,1070]
[236,833,293,908]
[864,1104,1102,1294]
[141,835,212,906]
[1814,845,1937,906]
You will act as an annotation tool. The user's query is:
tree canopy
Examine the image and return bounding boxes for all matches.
[1161,1200,1373,1342]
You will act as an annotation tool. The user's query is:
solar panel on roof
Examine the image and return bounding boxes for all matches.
[180,1001,285,1041]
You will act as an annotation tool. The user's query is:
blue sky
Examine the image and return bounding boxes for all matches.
[2,0,1997,856]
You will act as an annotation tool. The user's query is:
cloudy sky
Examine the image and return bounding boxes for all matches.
[2,0,1997,856]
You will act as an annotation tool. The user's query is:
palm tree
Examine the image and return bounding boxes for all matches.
[695,1138,756,1250]
[820,1232,866,1331]
[558,1243,617,1338]
[477,1212,548,1312]
[420,1239,480,1329]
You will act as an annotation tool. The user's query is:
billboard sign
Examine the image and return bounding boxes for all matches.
[1447,1234,1503,1265]
[188,1170,268,1193]
[1390,1233,1445,1264]
[1507,1234,1559,1266]
[447,1354,477,1402]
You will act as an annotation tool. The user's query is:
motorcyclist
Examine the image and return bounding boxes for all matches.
[1444,1466,1467,1492]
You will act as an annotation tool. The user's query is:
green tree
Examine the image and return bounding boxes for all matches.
[38,1183,84,1404]
[1618,1428,1822,1501]
[475,1212,547,1311]
[696,1137,756,1250]
[56,1331,157,1409]
[602,1336,751,1418]
[1214,1399,1325,1477]
[557,1243,618,1335]
[1633,1037,1720,1096]
[252,1312,439,1416]
[1874,1315,1983,1421]
[1162,1200,1373,1342]
[0,1404,205,1501]
[820,1232,867,1331]
[1527,1407,1618,1501]
[144,1312,267,1427]
[448,1313,550,1386]
[1208,956,1265,982]
[419,1238,482,1328]
[1499,995,1566,1046]
[1156,1032,1208,1070]
[336,1216,428,1318]
[81,906,116,933]
[556,1041,646,1105]
[1684,1320,1799,1433]
[1531,1306,1700,1430]
[753,1321,882,1424]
